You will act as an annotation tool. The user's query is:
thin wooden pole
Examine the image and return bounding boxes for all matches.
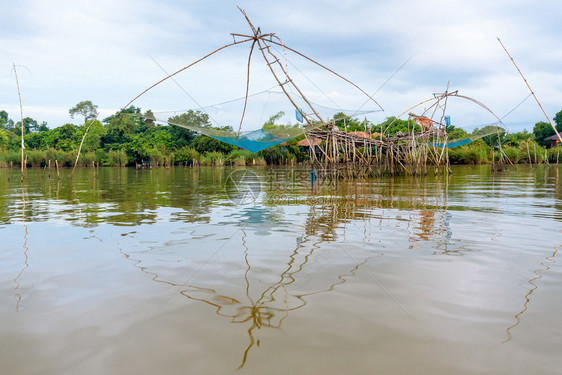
[237,39,257,135]
[498,38,562,144]
[72,117,98,177]
[122,38,253,111]
[13,63,25,182]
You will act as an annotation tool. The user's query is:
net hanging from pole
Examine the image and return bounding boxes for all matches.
[133,88,380,153]
[430,125,506,148]
[122,7,384,153]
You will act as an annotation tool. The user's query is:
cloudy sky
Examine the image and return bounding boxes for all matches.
[1,0,561,132]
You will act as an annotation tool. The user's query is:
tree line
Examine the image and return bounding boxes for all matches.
[0,100,561,168]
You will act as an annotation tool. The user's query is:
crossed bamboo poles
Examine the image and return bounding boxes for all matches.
[121,7,383,136]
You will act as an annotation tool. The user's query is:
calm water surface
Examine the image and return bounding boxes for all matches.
[0,165,561,374]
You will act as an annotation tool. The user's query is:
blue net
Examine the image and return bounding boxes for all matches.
[212,129,287,153]
[135,88,382,153]
[430,125,505,148]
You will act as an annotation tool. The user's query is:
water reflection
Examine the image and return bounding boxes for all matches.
[504,245,559,343]
[13,180,29,312]
[1,165,562,373]
[119,204,377,369]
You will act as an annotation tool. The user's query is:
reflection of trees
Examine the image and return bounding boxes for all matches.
[0,167,232,226]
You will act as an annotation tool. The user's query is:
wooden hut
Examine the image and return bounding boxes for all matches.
[545,134,562,148]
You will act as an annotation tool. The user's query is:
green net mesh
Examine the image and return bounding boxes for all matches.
[134,88,381,153]
[431,125,506,148]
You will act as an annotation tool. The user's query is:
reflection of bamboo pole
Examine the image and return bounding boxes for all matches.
[498,38,562,144]
[14,179,29,311]
[503,248,558,343]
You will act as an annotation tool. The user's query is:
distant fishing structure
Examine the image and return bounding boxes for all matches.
[123,7,383,154]
[306,88,508,175]
[121,8,512,175]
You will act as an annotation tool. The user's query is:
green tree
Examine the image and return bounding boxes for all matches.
[446,125,469,140]
[80,120,106,152]
[43,124,79,151]
[167,111,204,148]
[504,130,532,146]
[14,117,38,135]
[0,110,8,129]
[533,121,554,147]
[0,129,9,149]
[376,117,419,135]
[102,107,143,149]
[332,112,364,132]
[191,135,235,154]
[23,132,46,149]
[553,110,562,132]
[69,100,99,123]
[37,121,49,132]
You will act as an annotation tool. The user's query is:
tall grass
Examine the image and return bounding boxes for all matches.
[108,149,127,167]
[175,146,200,165]
[547,146,561,163]
[226,150,253,166]
[200,151,224,166]
[449,144,489,164]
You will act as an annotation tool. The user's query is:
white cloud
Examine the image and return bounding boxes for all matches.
[0,0,560,131]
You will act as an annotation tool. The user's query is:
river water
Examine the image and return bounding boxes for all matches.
[0,165,561,374]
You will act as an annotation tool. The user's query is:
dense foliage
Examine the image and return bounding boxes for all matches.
[0,102,560,168]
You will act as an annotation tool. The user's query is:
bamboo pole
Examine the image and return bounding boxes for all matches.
[498,38,562,144]
[122,38,253,111]
[72,117,97,177]
[13,63,25,182]
[237,39,257,135]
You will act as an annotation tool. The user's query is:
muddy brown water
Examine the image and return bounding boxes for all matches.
[1,165,561,374]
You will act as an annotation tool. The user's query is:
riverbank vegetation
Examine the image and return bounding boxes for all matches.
[0,102,560,168]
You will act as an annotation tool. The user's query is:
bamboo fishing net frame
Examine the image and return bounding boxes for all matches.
[121,7,383,139]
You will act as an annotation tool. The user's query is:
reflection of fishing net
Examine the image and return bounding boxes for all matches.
[431,125,506,148]
[136,88,381,153]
